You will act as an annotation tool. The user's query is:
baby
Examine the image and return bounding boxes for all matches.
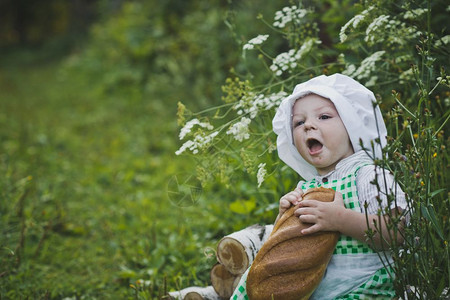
[232,74,406,299]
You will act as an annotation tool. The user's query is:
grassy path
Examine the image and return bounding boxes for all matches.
[0,53,215,298]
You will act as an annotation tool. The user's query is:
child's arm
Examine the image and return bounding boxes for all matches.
[294,192,404,250]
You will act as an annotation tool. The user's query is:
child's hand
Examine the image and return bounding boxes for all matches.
[294,191,345,235]
[275,188,303,224]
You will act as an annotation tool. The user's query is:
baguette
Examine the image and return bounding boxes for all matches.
[246,187,339,300]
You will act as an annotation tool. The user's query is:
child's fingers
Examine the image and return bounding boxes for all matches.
[281,191,302,205]
[294,206,315,217]
[278,197,294,214]
[301,224,320,235]
[297,199,319,207]
[278,189,304,215]
[279,199,290,209]
[333,192,344,206]
[297,213,316,224]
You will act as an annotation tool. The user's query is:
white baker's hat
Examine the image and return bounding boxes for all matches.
[272,73,387,180]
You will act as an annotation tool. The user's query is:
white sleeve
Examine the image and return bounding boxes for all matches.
[296,180,306,190]
[356,165,407,215]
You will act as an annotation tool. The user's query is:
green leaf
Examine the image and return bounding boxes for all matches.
[422,204,445,240]
[429,188,445,199]
[229,199,256,214]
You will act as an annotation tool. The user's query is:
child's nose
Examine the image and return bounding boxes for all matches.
[304,119,317,130]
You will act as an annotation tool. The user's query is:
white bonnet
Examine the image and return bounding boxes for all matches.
[272,73,387,180]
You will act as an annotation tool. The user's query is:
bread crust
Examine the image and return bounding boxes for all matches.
[247,187,339,300]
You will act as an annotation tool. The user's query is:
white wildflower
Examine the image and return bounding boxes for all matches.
[268,142,277,153]
[339,32,348,44]
[337,53,346,64]
[365,76,378,87]
[356,51,385,80]
[226,117,251,142]
[352,7,374,27]
[344,51,385,81]
[403,8,427,20]
[342,64,356,77]
[437,76,450,88]
[257,91,288,112]
[360,12,420,46]
[273,5,308,28]
[175,131,218,155]
[270,39,321,76]
[339,6,374,42]
[257,163,267,188]
[365,15,390,44]
[136,279,151,287]
[234,91,288,119]
[395,55,413,63]
[179,118,214,140]
[243,34,269,50]
[399,68,414,83]
[435,35,450,47]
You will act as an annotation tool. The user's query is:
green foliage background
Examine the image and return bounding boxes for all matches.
[0,0,448,299]
[0,1,283,298]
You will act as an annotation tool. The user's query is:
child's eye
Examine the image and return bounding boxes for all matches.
[319,115,331,120]
[293,120,304,127]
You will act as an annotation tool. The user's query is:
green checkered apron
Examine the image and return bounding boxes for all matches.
[230,165,395,299]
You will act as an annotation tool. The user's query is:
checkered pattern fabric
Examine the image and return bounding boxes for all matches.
[300,168,375,255]
[335,266,396,299]
[231,269,249,300]
[230,164,395,299]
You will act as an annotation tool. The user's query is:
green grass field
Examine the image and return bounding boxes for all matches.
[0,50,224,299]
[1,1,448,297]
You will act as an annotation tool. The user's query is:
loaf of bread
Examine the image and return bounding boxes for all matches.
[246,187,339,300]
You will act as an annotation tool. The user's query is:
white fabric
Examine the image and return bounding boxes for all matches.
[296,151,407,215]
[310,253,393,299]
[272,73,387,181]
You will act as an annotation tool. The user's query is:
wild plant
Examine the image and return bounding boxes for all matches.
[175,0,449,298]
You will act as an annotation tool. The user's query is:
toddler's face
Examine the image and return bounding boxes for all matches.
[292,94,354,175]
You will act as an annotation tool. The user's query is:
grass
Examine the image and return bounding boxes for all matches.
[0,50,221,299]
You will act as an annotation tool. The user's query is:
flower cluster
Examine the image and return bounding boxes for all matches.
[339,6,374,42]
[176,89,288,153]
[403,8,427,19]
[270,39,320,76]
[256,163,267,187]
[435,35,450,47]
[399,67,414,84]
[365,15,420,46]
[234,91,288,119]
[226,117,251,142]
[175,131,218,155]
[340,7,420,47]
[176,118,218,155]
[436,75,450,87]
[243,34,269,50]
[365,15,390,44]
[179,118,213,140]
[273,5,308,28]
[225,90,288,142]
[343,51,385,86]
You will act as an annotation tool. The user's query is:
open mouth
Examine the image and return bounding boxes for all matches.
[306,138,323,154]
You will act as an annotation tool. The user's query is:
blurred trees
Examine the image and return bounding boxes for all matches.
[0,0,99,47]
[62,0,284,109]
[0,0,283,104]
